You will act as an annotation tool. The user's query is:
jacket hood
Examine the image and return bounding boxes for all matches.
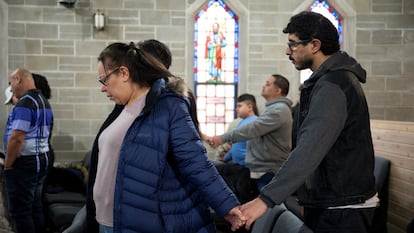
[266,96,293,110]
[308,51,367,84]
[165,76,188,97]
[143,77,188,115]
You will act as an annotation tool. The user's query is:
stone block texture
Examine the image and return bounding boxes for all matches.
[0,0,413,232]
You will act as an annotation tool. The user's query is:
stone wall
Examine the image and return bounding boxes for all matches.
[0,0,413,161]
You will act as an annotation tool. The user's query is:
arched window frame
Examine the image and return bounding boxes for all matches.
[193,0,240,136]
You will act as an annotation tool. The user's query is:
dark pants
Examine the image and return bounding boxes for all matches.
[407,218,414,233]
[214,162,259,204]
[4,154,48,233]
[253,172,274,191]
[304,207,376,233]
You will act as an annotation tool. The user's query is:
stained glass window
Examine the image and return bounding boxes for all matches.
[309,0,342,44]
[194,0,239,136]
[300,0,343,83]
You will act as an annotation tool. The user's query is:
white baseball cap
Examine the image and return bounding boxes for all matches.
[4,86,13,105]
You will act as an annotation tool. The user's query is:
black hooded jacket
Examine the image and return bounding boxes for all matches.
[260,51,376,208]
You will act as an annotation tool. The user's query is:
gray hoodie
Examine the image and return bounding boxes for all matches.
[221,96,293,173]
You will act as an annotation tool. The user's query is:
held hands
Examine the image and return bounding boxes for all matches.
[206,136,224,149]
[224,206,246,231]
[240,198,268,230]
[224,198,268,231]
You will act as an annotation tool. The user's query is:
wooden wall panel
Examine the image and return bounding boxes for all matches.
[371,120,414,232]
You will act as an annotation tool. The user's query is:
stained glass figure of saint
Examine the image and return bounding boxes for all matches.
[206,22,227,82]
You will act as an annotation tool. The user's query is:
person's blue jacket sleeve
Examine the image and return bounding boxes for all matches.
[168,97,240,216]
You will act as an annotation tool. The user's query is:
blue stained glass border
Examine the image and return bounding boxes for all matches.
[309,0,343,44]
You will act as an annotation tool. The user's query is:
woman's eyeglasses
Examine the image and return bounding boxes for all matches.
[98,67,120,86]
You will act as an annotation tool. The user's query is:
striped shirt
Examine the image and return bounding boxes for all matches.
[4,89,53,156]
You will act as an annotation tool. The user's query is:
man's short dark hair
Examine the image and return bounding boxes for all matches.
[283,11,340,55]
[237,93,259,116]
[271,74,290,96]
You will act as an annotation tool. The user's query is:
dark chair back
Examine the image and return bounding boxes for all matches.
[272,209,313,233]
[251,204,286,233]
[62,205,86,233]
[371,156,391,233]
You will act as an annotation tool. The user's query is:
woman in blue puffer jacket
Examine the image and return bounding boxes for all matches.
[86,42,244,233]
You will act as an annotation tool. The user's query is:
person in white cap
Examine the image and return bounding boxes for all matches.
[4,86,18,105]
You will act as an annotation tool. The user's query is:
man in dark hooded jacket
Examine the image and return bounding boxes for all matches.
[240,11,377,233]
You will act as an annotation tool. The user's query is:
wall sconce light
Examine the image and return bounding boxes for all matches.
[94,9,105,31]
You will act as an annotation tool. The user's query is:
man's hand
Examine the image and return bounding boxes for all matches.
[240,198,268,230]
[5,130,26,169]
[207,136,224,149]
[224,206,246,231]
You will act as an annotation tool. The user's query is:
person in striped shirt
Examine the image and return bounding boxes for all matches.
[3,68,53,233]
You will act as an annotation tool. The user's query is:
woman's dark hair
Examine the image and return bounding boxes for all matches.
[271,74,290,96]
[138,39,172,69]
[187,89,201,136]
[97,42,174,87]
[237,93,259,116]
[32,73,51,99]
[283,11,340,55]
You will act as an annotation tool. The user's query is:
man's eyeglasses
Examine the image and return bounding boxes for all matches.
[287,39,312,51]
[98,67,120,86]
